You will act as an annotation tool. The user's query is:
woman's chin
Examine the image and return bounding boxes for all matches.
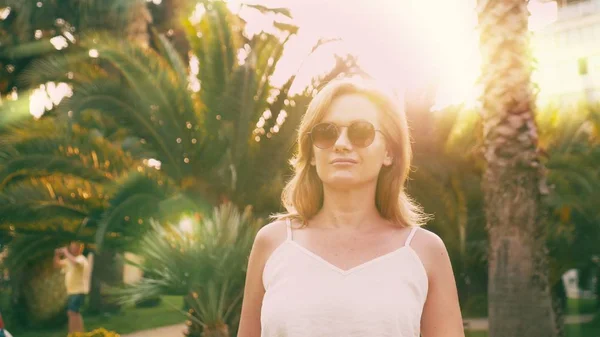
[322,174,362,187]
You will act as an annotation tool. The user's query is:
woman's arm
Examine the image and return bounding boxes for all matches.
[415,230,465,337]
[237,221,286,337]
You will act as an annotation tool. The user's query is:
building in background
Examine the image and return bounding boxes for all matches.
[562,268,597,299]
[533,0,600,105]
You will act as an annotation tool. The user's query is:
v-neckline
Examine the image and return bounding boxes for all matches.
[287,240,410,276]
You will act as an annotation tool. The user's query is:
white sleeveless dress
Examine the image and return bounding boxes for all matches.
[260,219,429,337]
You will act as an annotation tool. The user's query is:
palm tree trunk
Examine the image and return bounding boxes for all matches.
[87,0,151,315]
[202,323,229,337]
[88,248,124,313]
[551,279,567,337]
[183,293,230,337]
[476,1,557,336]
[183,313,230,337]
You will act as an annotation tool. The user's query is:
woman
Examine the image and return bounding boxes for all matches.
[238,78,464,337]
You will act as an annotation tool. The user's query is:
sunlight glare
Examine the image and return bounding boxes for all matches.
[189,3,206,25]
[0,7,11,20]
[188,54,201,92]
[529,1,558,31]
[47,82,72,105]
[147,158,162,170]
[179,217,193,233]
[29,82,73,119]
[9,88,18,101]
[50,36,68,50]
[63,31,76,43]
[244,0,559,110]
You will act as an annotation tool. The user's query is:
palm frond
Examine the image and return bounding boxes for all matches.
[251,32,291,115]
[65,78,184,177]
[18,48,105,88]
[272,21,299,34]
[95,171,174,248]
[241,4,292,19]
[186,1,243,122]
[4,233,79,273]
[0,119,135,188]
[0,38,62,59]
[0,175,106,227]
[2,0,145,45]
[24,35,208,180]
[227,64,257,170]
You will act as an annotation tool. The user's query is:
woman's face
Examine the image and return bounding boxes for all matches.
[310,94,392,189]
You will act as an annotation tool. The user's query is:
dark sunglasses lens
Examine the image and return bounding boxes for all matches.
[348,121,376,147]
[311,123,339,149]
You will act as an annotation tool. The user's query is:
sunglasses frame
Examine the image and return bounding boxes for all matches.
[307,120,384,149]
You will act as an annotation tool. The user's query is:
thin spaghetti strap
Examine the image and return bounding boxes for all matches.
[404,227,419,247]
[286,218,293,241]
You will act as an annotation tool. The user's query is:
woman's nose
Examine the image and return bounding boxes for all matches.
[332,127,352,151]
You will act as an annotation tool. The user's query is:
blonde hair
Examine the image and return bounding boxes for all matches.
[272,78,431,228]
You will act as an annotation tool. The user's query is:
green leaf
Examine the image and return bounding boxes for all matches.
[273,22,299,34]
[0,39,62,59]
[242,4,292,18]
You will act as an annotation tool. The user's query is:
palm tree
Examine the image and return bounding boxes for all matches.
[18,1,357,245]
[407,103,487,306]
[0,0,153,97]
[0,0,160,319]
[476,1,557,335]
[407,99,600,323]
[114,203,262,337]
[537,103,600,335]
[1,1,361,323]
[0,0,362,254]
[0,0,364,327]
[0,117,137,324]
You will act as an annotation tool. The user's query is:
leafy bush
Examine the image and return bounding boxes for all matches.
[115,202,263,337]
[4,236,69,328]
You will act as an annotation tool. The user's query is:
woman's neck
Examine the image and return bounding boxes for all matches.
[314,183,385,231]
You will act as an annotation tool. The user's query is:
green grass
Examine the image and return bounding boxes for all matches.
[567,297,598,315]
[565,314,600,337]
[466,331,488,337]
[462,294,488,318]
[8,296,185,337]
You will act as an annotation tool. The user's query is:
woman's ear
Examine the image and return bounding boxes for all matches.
[383,152,393,166]
[310,156,316,166]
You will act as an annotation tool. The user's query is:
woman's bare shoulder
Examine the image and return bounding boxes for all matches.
[408,227,451,276]
[253,219,289,259]
[411,227,445,249]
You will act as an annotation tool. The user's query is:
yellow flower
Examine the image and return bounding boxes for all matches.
[67,328,119,337]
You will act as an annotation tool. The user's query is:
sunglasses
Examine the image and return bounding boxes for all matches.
[308,121,383,149]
